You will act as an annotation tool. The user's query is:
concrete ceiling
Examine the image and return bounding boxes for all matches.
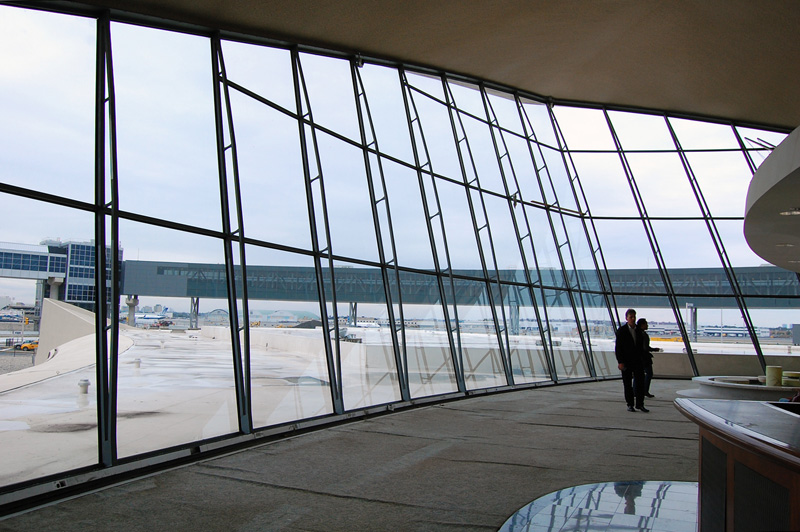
[73,0,800,130]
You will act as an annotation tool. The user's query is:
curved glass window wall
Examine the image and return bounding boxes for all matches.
[0,4,796,504]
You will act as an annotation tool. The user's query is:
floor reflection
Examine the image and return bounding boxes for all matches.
[499,480,698,532]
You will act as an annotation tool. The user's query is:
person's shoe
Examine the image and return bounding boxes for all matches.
[627,406,636,412]
[637,406,650,413]
[645,393,655,398]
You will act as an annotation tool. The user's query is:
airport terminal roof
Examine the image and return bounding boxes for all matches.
[64,0,800,130]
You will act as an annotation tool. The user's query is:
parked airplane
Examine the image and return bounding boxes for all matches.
[134,308,172,327]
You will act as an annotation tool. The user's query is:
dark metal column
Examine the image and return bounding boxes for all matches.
[398,68,465,393]
[603,110,700,376]
[93,13,119,467]
[510,96,559,382]
[351,61,410,402]
[441,79,513,386]
[666,117,766,372]
[548,107,620,376]
[292,50,344,414]
[211,34,252,434]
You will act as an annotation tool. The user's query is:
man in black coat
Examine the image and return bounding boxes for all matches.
[615,308,648,412]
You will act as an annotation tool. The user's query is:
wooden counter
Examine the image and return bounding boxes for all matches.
[675,398,800,532]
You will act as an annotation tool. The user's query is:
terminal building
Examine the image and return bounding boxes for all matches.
[1,1,800,528]
[0,240,118,315]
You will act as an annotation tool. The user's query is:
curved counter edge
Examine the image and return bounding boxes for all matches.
[675,397,800,471]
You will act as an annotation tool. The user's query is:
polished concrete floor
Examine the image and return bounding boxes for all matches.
[0,379,700,531]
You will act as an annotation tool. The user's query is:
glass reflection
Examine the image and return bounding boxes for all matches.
[399,271,459,398]
[243,247,333,427]
[545,289,591,379]
[332,263,402,410]
[0,200,97,486]
[456,279,507,390]
[115,222,239,458]
[501,284,552,384]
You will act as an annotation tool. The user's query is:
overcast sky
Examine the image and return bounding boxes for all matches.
[0,4,794,327]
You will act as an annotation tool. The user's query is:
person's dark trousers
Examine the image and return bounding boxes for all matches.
[643,363,653,396]
[622,366,646,408]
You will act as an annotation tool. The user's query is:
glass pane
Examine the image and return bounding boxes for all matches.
[316,131,379,262]
[552,106,616,151]
[0,8,94,202]
[0,198,97,487]
[405,71,445,101]
[748,306,800,351]
[221,40,296,113]
[652,220,728,271]
[413,91,461,179]
[541,147,577,211]
[398,271,459,398]
[116,222,239,458]
[332,263,402,409]
[382,159,435,269]
[715,219,765,268]
[736,127,787,168]
[359,63,415,164]
[461,113,506,194]
[737,266,800,303]
[520,98,558,149]
[112,23,221,230]
[669,118,739,150]
[581,293,616,377]
[231,90,311,250]
[572,153,639,217]
[607,111,675,151]
[504,132,545,204]
[545,290,590,379]
[298,53,360,142]
[676,297,761,374]
[684,150,753,217]
[447,79,485,119]
[505,284,551,383]
[564,215,599,289]
[437,178,482,269]
[524,205,563,287]
[484,193,524,271]
[627,152,702,217]
[552,216,576,275]
[242,247,334,428]
[486,89,525,136]
[456,279,507,390]
[593,219,661,273]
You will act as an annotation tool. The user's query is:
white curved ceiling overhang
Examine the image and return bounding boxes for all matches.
[60,0,800,130]
[745,126,800,273]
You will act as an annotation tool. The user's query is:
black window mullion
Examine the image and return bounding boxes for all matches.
[292,50,344,414]
[93,13,117,467]
[398,67,465,393]
[665,116,766,372]
[350,61,410,402]
[211,34,252,434]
